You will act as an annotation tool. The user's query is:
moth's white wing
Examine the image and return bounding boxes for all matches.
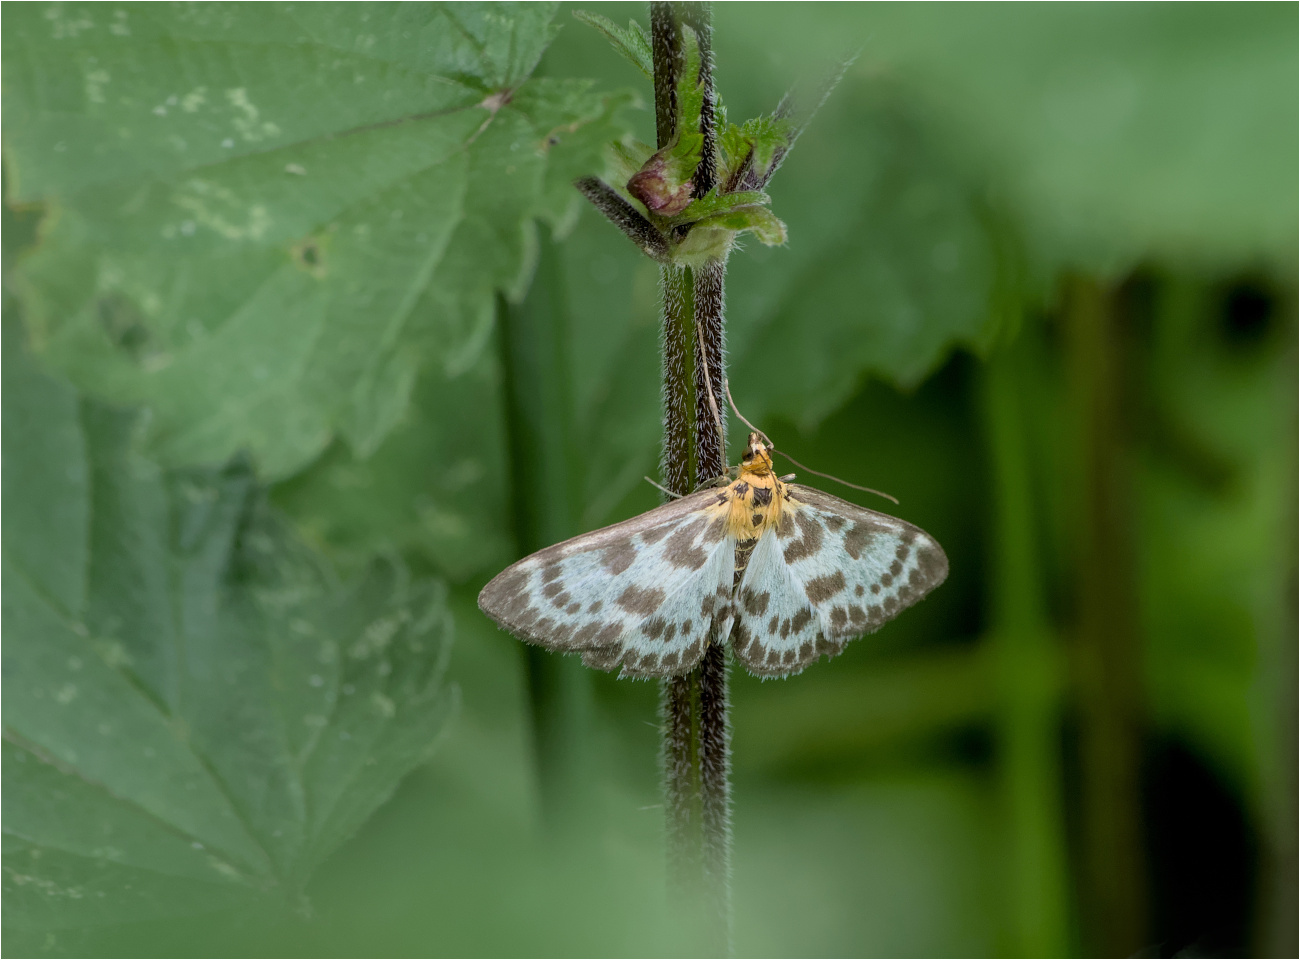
[731,484,948,678]
[478,489,735,678]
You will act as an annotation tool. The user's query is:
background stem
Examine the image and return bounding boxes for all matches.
[981,335,1070,955]
[496,236,593,833]
[1066,274,1149,954]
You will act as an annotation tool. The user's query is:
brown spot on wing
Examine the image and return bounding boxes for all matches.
[751,513,764,527]
[601,540,637,575]
[825,515,845,532]
[752,487,773,507]
[843,523,875,560]
[915,539,949,586]
[617,584,666,616]
[742,588,770,616]
[734,481,750,498]
[783,511,823,564]
[641,525,672,545]
[664,517,709,569]
[805,570,846,604]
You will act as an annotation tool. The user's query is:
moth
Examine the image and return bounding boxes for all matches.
[478,432,948,679]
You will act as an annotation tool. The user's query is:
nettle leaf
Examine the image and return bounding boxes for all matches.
[4,2,629,478]
[1,320,456,929]
[726,79,1009,430]
[272,342,514,585]
[572,10,653,79]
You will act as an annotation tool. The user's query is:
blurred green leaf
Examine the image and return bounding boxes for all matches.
[1,319,455,929]
[715,4,1298,271]
[5,2,629,477]
[272,344,513,583]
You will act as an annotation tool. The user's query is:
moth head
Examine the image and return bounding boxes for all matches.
[740,431,774,473]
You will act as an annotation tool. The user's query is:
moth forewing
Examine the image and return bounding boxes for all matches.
[476,488,736,679]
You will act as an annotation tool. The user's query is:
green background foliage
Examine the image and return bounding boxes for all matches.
[3,2,1295,955]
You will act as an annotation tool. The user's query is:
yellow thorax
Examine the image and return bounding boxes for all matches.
[724,432,788,541]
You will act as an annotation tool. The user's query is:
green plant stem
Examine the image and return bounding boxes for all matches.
[980,334,1070,956]
[496,237,593,833]
[1260,288,1299,956]
[1066,274,1149,955]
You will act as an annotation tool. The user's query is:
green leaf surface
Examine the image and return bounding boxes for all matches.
[5,2,629,477]
[720,78,1012,430]
[572,10,652,79]
[272,340,514,584]
[715,3,1298,271]
[1,320,455,929]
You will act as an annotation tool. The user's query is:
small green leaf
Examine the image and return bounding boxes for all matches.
[665,189,771,227]
[573,11,653,78]
[1,319,455,928]
[737,115,799,184]
[671,206,787,267]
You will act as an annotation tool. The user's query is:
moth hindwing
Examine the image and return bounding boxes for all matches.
[477,433,948,679]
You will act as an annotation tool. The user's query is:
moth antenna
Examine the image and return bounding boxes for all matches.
[722,376,772,448]
[772,450,900,505]
[644,476,685,499]
[694,318,728,443]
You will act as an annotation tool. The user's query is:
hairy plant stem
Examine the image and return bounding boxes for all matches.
[660,263,701,890]
[653,3,732,954]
